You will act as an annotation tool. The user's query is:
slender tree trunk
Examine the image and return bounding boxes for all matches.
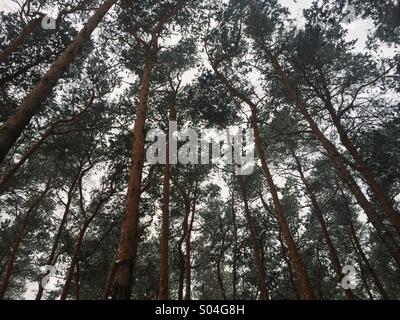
[60,187,113,300]
[113,42,158,301]
[175,182,191,301]
[216,222,227,300]
[279,231,301,300]
[264,50,400,268]
[0,14,45,65]
[238,177,270,300]
[0,0,117,164]
[292,151,356,300]
[0,182,50,299]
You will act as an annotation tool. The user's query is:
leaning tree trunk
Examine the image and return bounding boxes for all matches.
[0,0,117,164]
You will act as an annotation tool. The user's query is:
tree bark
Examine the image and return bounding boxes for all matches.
[0,0,117,164]
[158,93,177,300]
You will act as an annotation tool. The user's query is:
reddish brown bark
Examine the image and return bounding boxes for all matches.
[325,98,400,233]
[238,177,270,300]
[0,181,51,299]
[0,0,117,164]
[113,2,187,299]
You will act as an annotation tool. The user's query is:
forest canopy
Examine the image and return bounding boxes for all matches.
[0,0,399,300]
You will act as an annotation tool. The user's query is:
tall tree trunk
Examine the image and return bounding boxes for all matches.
[238,177,270,300]
[292,151,356,300]
[0,0,117,164]
[0,181,50,299]
[113,40,158,301]
[113,1,186,299]
[0,14,45,65]
[207,54,316,299]
[264,50,400,268]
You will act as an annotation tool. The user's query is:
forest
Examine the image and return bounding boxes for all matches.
[0,0,399,300]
